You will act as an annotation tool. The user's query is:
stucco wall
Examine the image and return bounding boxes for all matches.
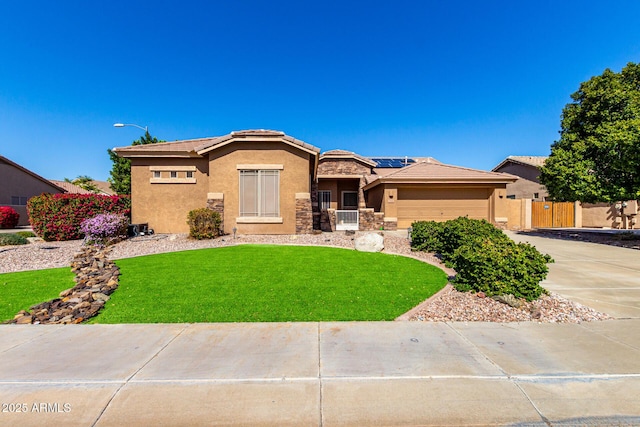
[365,185,384,211]
[130,157,209,233]
[495,163,547,200]
[0,160,63,226]
[581,203,621,228]
[207,142,313,234]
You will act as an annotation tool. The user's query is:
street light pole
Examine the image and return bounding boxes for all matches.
[113,123,148,133]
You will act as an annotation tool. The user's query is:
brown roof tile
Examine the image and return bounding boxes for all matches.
[49,180,95,194]
[492,156,548,171]
[320,149,377,167]
[113,130,320,157]
[364,160,517,189]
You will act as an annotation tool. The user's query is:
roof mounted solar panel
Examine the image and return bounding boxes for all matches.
[371,158,416,168]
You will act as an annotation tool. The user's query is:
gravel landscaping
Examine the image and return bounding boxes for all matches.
[0,231,611,323]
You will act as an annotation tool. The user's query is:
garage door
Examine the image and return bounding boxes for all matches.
[397,188,490,228]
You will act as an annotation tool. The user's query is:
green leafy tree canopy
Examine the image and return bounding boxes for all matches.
[108,131,161,195]
[540,62,640,203]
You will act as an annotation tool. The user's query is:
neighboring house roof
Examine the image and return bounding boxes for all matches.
[49,180,114,195]
[49,180,95,194]
[492,156,548,171]
[91,181,116,195]
[320,149,378,167]
[113,130,320,158]
[0,155,66,193]
[364,160,518,190]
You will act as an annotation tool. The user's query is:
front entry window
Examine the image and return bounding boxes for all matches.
[342,191,358,210]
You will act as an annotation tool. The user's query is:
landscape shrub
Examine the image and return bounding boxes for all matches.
[410,220,444,253]
[80,213,128,246]
[0,206,20,229]
[450,239,553,301]
[437,217,510,259]
[0,233,28,246]
[410,216,553,301]
[15,231,35,238]
[187,208,222,239]
[27,194,131,241]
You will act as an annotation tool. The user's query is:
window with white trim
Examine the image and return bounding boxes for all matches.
[319,191,331,210]
[239,170,280,217]
[153,171,161,178]
[186,171,194,178]
[170,171,178,178]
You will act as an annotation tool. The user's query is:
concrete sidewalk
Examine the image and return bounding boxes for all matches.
[507,231,640,318]
[1,321,639,426]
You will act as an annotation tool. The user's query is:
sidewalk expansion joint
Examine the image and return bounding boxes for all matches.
[89,323,190,427]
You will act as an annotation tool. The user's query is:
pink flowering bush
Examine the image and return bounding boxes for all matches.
[0,206,20,229]
[28,194,130,241]
[80,213,128,246]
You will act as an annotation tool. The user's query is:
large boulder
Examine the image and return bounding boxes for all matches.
[355,233,384,253]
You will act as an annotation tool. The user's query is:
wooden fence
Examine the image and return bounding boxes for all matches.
[532,201,575,228]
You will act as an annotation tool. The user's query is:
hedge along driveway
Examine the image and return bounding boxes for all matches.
[94,245,448,323]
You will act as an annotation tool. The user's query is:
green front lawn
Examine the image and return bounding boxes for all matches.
[1,245,447,323]
[0,268,76,321]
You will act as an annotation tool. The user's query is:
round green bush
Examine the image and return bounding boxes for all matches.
[410,220,444,253]
[450,239,553,301]
[0,233,28,246]
[187,208,222,239]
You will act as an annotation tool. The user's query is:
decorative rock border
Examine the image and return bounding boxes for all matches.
[4,246,120,324]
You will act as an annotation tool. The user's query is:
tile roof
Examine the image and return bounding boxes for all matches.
[320,149,378,167]
[49,180,95,195]
[364,160,517,189]
[492,156,548,171]
[113,130,320,157]
[48,180,114,195]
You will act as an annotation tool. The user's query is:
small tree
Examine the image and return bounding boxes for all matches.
[108,131,162,194]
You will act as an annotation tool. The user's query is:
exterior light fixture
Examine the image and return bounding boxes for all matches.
[113,123,148,133]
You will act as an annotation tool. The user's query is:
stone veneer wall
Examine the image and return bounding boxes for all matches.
[359,208,376,231]
[318,159,372,176]
[295,193,313,234]
[311,180,321,230]
[207,193,224,234]
[374,212,385,230]
[383,218,398,231]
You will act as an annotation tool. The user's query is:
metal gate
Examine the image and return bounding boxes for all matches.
[335,210,359,231]
[532,202,575,228]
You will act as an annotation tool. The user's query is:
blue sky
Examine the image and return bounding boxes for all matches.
[1,1,639,182]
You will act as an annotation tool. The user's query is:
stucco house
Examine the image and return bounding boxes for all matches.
[491,156,548,201]
[0,155,65,226]
[114,130,517,234]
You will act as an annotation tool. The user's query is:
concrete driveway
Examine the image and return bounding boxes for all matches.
[506,231,640,318]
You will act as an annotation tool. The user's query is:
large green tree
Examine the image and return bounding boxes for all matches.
[540,62,640,203]
[108,131,161,194]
